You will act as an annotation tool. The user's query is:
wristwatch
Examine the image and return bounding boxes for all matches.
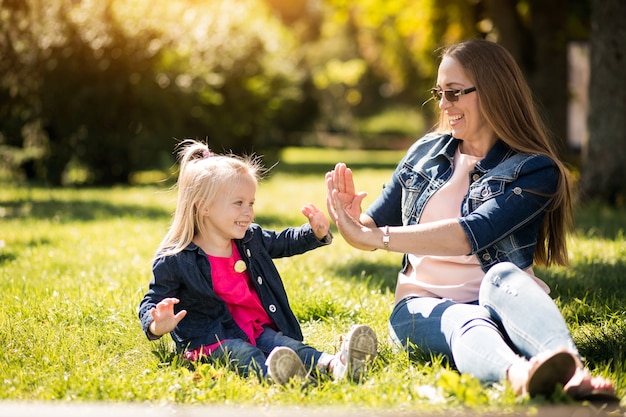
[382,225,390,251]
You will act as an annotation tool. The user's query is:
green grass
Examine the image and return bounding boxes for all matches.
[1,147,625,412]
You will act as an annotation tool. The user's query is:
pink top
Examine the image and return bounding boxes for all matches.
[394,148,549,304]
[184,241,273,361]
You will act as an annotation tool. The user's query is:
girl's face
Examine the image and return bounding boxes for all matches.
[204,176,256,241]
[436,56,496,155]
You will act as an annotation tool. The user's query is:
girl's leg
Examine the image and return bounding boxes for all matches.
[255,327,324,372]
[211,338,268,378]
[479,262,579,359]
[389,296,523,382]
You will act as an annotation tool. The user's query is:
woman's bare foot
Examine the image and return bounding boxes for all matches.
[564,367,618,402]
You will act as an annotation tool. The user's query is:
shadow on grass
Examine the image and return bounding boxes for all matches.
[535,260,626,370]
[0,252,17,265]
[252,214,301,231]
[329,258,400,293]
[1,199,172,222]
[574,203,626,240]
[541,261,626,303]
[271,161,398,176]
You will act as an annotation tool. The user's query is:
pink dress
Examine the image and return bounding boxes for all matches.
[184,241,273,361]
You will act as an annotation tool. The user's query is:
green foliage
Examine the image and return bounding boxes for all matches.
[325,0,477,93]
[0,0,306,185]
[2,0,600,189]
[1,148,624,411]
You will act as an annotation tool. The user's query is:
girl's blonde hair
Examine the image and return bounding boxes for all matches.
[436,39,573,266]
[156,139,264,259]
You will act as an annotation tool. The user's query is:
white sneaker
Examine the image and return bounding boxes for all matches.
[265,346,307,385]
[332,324,378,382]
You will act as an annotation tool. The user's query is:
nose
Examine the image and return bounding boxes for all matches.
[439,95,453,110]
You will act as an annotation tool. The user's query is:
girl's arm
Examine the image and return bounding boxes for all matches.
[148,297,187,337]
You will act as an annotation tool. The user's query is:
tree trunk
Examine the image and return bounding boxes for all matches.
[528,0,568,156]
[581,0,626,205]
[486,0,568,157]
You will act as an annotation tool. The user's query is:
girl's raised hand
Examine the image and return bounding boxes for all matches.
[301,202,330,240]
[149,297,187,337]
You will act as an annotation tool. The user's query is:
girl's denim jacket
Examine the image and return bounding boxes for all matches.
[138,223,331,352]
[366,133,559,273]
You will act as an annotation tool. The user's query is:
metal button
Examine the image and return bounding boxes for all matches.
[481,188,489,197]
[482,253,491,261]
[513,187,522,195]
[472,173,480,182]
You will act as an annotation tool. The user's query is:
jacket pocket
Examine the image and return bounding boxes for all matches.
[468,178,506,203]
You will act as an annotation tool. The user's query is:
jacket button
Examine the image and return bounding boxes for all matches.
[482,253,491,261]
[257,276,263,285]
[481,188,489,197]
[246,249,251,257]
[269,304,276,312]
[513,187,522,195]
[472,173,480,182]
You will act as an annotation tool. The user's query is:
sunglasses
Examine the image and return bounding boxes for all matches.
[429,86,476,102]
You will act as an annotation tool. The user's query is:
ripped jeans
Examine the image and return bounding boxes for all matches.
[388,262,579,382]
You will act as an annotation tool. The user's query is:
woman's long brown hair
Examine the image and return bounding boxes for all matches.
[437,39,573,266]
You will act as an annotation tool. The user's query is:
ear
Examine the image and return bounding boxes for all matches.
[197,201,210,216]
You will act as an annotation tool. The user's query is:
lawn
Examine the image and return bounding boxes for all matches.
[1,147,625,414]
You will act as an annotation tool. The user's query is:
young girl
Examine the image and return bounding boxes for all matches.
[138,140,377,385]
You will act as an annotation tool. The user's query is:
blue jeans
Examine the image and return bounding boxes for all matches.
[210,327,323,379]
[389,262,579,382]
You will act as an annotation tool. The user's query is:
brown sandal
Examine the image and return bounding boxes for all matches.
[525,350,578,398]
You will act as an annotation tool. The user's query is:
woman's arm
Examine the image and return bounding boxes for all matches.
[329,187,471,255]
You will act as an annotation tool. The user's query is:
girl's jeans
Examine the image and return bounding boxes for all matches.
[389,262,579,382]
[210,327,323,379]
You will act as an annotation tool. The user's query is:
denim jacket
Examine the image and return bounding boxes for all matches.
[138,223,331,352]
[366,133,559,272]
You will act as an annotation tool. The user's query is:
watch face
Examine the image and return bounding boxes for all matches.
[383,226,390,250]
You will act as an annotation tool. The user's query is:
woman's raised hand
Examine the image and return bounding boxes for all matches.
[325,163,368,222]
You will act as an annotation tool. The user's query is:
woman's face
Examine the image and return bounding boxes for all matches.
[436,56,497,155]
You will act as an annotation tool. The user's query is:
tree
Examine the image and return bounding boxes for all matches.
[580,0,626,205]
[483,0,569,157]
[317,0,576,151]
[0,0,308,185]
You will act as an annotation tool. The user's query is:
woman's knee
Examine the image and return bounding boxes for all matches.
[479,262,527,299]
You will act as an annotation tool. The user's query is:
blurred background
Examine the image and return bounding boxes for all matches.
[0,0,623,203]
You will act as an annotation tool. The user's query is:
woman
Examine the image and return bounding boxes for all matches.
[326,39,617,401]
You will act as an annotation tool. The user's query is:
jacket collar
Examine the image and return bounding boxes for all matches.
[473,140,516,173]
